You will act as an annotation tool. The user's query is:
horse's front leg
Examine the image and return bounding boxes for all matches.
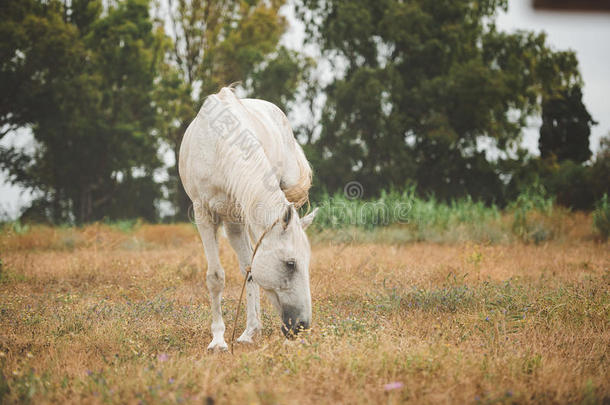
[196,218,228,351]
[225,222,261,344]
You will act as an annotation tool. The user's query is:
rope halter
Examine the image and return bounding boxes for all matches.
[230,216,282,354]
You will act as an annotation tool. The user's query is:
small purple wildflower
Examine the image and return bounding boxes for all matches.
[169,378,175,384]
[157,353,169,362]
[86,369,93,376]
[384,381,404,391]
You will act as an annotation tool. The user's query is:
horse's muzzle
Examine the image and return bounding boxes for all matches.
[281,305,309,339]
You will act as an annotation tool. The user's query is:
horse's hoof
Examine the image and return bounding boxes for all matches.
[236,335,254,344]
[237,327,261,344]
[207,340,228,351]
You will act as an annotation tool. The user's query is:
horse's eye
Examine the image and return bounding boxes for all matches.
[285,260,296,271]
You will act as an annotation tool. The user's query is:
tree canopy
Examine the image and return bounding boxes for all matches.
[296,0,594,203]
[539,85,595,163]
[1,0,163,222]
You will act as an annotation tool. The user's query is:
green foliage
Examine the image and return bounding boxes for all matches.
[304,185,589,244]
[248,47,315,113]
[509,183,555,244]
[297,0,593,203]
[504,135,609,211]
[592,194,609,241]
[539,85,595,163]
[543,159,595,210]
[312,187,500,230]
[1,0,164,223]
[104,218,141,233]
[4,220,30,235]
[309,187,512,243]
[589,134,610,201]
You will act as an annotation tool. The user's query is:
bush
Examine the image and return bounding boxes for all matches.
[544,160,595,210]
[309,187,509,243]
[508,184,556,244]
[593,194,610,241]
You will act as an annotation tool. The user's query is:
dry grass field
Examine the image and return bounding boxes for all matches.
[0,221,608,404]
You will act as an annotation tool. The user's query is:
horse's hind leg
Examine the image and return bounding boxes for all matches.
[225,222,261,344]
[196,216,228,351]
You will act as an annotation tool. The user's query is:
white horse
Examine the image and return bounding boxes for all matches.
[179,87,318,350]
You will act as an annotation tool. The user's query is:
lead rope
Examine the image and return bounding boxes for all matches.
[230,216,282,354]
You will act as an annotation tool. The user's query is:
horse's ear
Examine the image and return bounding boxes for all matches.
[300,207,318,230]
[282,203,294,230]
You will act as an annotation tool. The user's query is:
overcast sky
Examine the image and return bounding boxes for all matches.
[1,0,609,219]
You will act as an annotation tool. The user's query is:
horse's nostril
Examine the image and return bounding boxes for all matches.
[281,320,310,339]
[281,305,310,338]
[281,324,295,339]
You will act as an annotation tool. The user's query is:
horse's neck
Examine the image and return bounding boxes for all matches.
[218,144,286,236]
[242,189,286,240]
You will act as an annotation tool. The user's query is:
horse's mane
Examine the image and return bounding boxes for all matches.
[218,86,311,210]
[211,87,312,224]
[281,148,312,209]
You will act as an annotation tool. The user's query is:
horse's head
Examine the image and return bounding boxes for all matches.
[251,204,318,338]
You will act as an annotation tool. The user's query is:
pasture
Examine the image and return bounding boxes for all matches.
[0,216,608,404]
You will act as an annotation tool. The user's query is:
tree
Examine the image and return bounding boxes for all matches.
[0,0,87,141]
[296,0,593,203]
[539,85,595,163]
[0,0,164,223]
